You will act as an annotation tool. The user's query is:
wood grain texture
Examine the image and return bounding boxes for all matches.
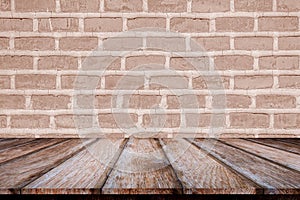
[190,139,300,194]
[221,139,300,171]
[0,138,299,195]
[0,139,36,151]
[246,139,300,155]
[22,139,126,194]
[277,139,299,146]
[0,139,94,193]
[0,139,65,164]
[102,138,182,194]
[160,139,260,194]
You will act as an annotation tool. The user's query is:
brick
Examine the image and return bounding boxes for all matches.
[84,18,122,32]
[74,95,95,109]
[230,113,269,128]
[234,75,273,89]
[15,0,55,12]
[0,76,10,89]
[0,37,9,50]
[95,95,116,109]
[258,17,298,31]
[104,0,143,12]
[235,37,273,50]
[0,56,32,70]
[214,55,253,70]
[60,75,74,89]
[170,57,208,71]
[235,0,273,11]
[123,95,162,109]
[274,114,300,129]
[60,37,98,51]
[82,56,121,70]
[149,76,189,89]
[0,18,32,31]
[127,18,166,30]
[73,94,95,110]
[192,0,230,12]
[278,37,300,50]
[105,75,144,90]
[213,95,252,108]
[0,116,6,128]
[170,18,209,33]
[103,37,143,51]
[170,57,209,71]
[38,56,78,70]
[259,56,299,70]
[55,115,75,128]
[38,18,79,32]
[186,113,225,127]
[0,95,25,109]
[11,115,50,128]
[15,37,55,50]
[148,0,187,12]
[98,113,138,128]
[15,74,56,89]
[216,17,254,32]
[0,0,10,11]
[167,95,206,109]
[193,76,230,89]
[147,37,186,52]
[61,75,101,89]
[277,0,300,11]
[191,37,230,51]
[60,0,100,12]
[143,114,180,128]
[126,55,165,70]
[55,115,93,128]
[256,95,296,109]
[75,95,114,109]
[279,76,300,89]
[31,95,71,110]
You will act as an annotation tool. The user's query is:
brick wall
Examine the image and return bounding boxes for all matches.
[0,0,299,138]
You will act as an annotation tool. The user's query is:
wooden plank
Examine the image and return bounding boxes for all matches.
[246,139,300,155]
[0,139,95,193]
[22,139,127,194]
[0,139,36,151]
[277,139,299,146]
[160,139,260,194]
[190,139,300,194]
[102,138,182,194]
[221,139,300,172]
[0,139,65,165]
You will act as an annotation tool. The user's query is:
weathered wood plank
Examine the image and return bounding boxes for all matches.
[221,139,300,172]
[102,138,182,194]
[246,139,300,155]
[0,139,65,165]
[22,139,126,194]
[160,139,260,194]
[0,139,36,151]
[277,139,299,146]
[190,139,300,194]
[0,139,95,193]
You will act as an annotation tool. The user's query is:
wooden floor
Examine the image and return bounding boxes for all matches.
[0,138,299,195]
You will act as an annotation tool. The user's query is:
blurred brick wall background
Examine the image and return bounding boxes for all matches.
[0,0,299,138]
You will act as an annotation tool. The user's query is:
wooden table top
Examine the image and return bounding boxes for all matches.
[0,138,299,195]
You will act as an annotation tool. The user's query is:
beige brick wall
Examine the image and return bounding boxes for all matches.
[0,0,299,138]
